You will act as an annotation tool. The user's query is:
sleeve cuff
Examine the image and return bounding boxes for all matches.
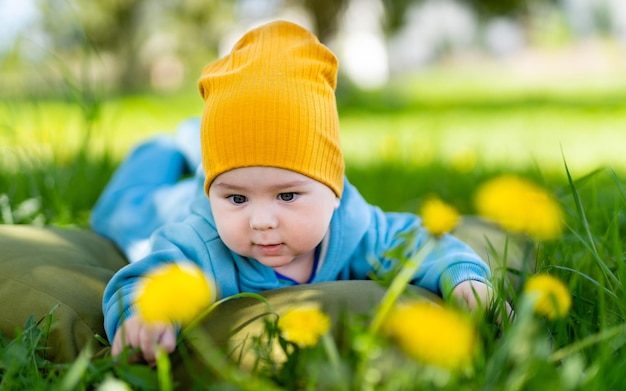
[439,262,491,300]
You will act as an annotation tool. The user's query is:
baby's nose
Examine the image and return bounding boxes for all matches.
[249,207,278,230]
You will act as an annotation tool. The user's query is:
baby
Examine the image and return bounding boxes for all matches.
[95,20,497,365]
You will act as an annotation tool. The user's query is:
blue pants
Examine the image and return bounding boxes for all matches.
[90,118,203,261]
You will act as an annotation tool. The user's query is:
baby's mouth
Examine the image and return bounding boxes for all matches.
[255,243,284,256]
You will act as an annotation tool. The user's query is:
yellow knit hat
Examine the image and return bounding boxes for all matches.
[198,20,344,197]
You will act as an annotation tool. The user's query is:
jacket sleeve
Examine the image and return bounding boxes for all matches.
[367,208,491,299]
[413,230,492,299]
[101,219,213,342]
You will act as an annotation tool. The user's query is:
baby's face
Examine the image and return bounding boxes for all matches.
[208,167,339,271]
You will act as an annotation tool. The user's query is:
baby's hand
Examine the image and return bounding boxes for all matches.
[111,315,177,365]
[451,280,513,321]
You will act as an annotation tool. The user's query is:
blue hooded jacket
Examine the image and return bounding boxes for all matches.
[101,170,490,342]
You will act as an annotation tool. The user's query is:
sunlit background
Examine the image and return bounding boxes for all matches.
[2,0,626,174]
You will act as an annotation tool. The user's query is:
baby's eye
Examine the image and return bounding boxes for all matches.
[278,192,296,202]
[229,194,247,204]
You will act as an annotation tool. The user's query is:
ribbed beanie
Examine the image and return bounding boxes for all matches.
[198,20,344,197]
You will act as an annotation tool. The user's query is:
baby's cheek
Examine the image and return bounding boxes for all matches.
[292,222,328,248]
[214,218,246,245]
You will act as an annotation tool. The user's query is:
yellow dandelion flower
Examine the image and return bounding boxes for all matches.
[383,301,477,371]
[474,175,563,241]
[278,306,331,348]
[420,197,460,237]
[523,274,571,320]
[135,262,215,324]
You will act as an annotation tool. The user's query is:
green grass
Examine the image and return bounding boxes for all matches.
[1,67,626,389]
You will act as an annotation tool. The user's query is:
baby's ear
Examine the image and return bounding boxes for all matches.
[334,197,341,209]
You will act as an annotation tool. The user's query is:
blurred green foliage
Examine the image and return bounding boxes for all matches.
[1,0,577,97]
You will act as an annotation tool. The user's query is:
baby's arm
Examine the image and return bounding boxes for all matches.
[111,315,177,365]
[103,222,213,362]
